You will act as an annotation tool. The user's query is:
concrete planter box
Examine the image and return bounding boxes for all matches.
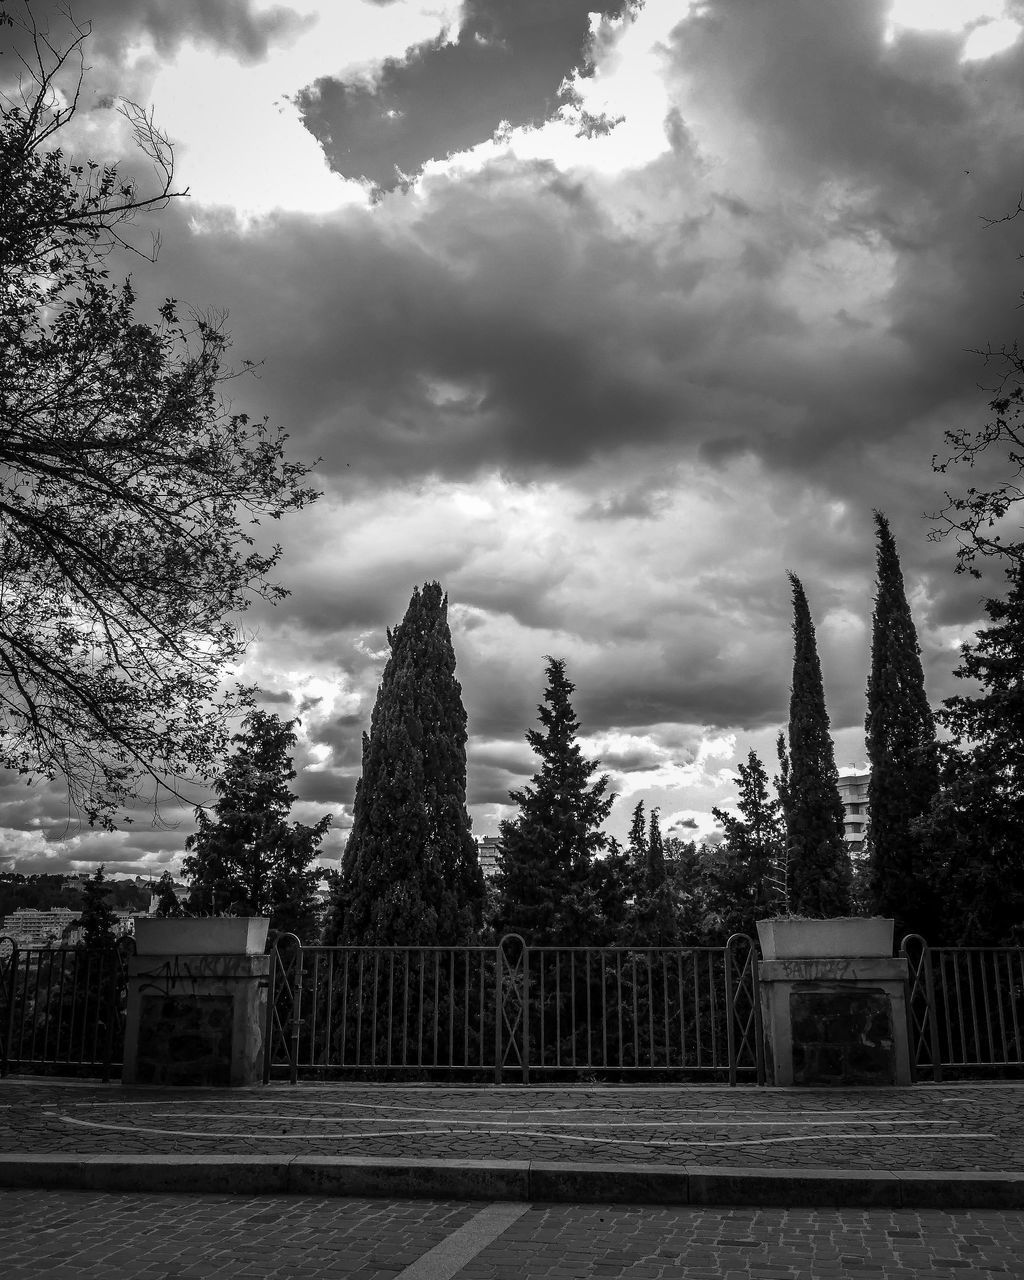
[756,916,894,960]
[134,916,270,956]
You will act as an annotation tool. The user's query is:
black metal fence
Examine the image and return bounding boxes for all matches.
[0,935,132,1080]
[263,932,764,1084]
[902,934,1024,1080]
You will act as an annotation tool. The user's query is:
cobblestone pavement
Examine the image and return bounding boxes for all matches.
[2,1080,1023,1172]
[2,1189,1024,1279]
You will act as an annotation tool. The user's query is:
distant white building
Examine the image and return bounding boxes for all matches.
[475,835,502,879]
[1,907,79,945]
[837,771,870,856]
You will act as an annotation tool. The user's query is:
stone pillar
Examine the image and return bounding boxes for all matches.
[122,953,270,1087]
[758,956,912,1086]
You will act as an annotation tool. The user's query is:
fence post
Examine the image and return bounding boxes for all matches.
[900,933,942,1083]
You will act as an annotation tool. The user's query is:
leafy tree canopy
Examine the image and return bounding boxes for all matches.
[711,749,784,936]
[0,6,320,827]
[925,565,1024,944]
[930,346,1024,578]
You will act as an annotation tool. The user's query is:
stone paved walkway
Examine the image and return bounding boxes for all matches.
[2,1189,1024,1279]
[2,1079,1023,1171]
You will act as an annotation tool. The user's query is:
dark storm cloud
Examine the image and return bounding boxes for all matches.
[74,0,313,64]
[295,0,632,190]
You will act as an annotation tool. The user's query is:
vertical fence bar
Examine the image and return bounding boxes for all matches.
[522,942,530,1084]
[402,950,410,1069]
[432,950,440,1066]
[615,952,624,1068]
[600,952,607,1068]
[340,951,350,1068]
[262,944,278,1084]
[289,946,304,1085]
[725,942,737,1086]
[355,951,365,1068]
[494,941,503,1084]
[1009,952,1023,1064]
[371,951,381,1066]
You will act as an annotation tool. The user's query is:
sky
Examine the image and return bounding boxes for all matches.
[2,0,1024,881]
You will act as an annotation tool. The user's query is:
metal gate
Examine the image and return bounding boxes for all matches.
[901,934,1024,1080]
[264,933,764,1085]
[0,935,132,1081]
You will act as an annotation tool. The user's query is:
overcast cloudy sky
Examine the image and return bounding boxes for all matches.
[3,0,1024,880]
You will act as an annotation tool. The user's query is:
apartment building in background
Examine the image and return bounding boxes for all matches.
[837,770,870,856]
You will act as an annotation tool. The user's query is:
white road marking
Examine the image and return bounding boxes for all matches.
[395,1202,529,1280]
[51,1114,996,1148]
[151,1113,958,1128]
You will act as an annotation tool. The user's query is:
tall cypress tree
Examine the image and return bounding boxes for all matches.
[926,565,1024,944]
[325,583,483,946]
[865,512,940,939]
[783,574,852,916]
[494,657,613,946]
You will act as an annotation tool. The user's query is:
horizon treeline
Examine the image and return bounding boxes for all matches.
[321,514,1024,951]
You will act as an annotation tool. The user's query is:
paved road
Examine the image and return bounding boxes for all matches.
[2,1189,1023,1279]
[3,1080,1023,1172]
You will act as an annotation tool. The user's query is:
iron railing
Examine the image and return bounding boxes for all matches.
[902,934,1024,1080]
[0,935,133,1080]
[264,933,763,1085]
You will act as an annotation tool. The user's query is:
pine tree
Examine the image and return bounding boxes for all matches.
[325,583,483,946]
[494,657,614,946]
[153,871,184,919]
[783,574,853,916]
[78,866,118,949]
[864,512,940,939]
[926,565,1024,944]
[183,710,331,938]
[712,750,785,936]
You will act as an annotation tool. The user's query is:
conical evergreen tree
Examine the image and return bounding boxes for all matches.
[183,710,331,938]
[865,512,940,939]
[926,565,1024,944]
[325,583,483,945]
[78,865,118,950]
[783,574,852,916]
[494,657,613,945]
[712,749,784,936]
[153,871,184,919]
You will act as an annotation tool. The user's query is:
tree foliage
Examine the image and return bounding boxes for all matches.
[0,6,320,826]
[924,565,1024,944]
[930,346,1024,577]
[711,749,784,936]
[325,583,483,946]
[77,864,117,949]
[864,512,940,938]
[494,657,614,946]
[182,710,331,938]
[781,574,852,916]
[152,869,183,919]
